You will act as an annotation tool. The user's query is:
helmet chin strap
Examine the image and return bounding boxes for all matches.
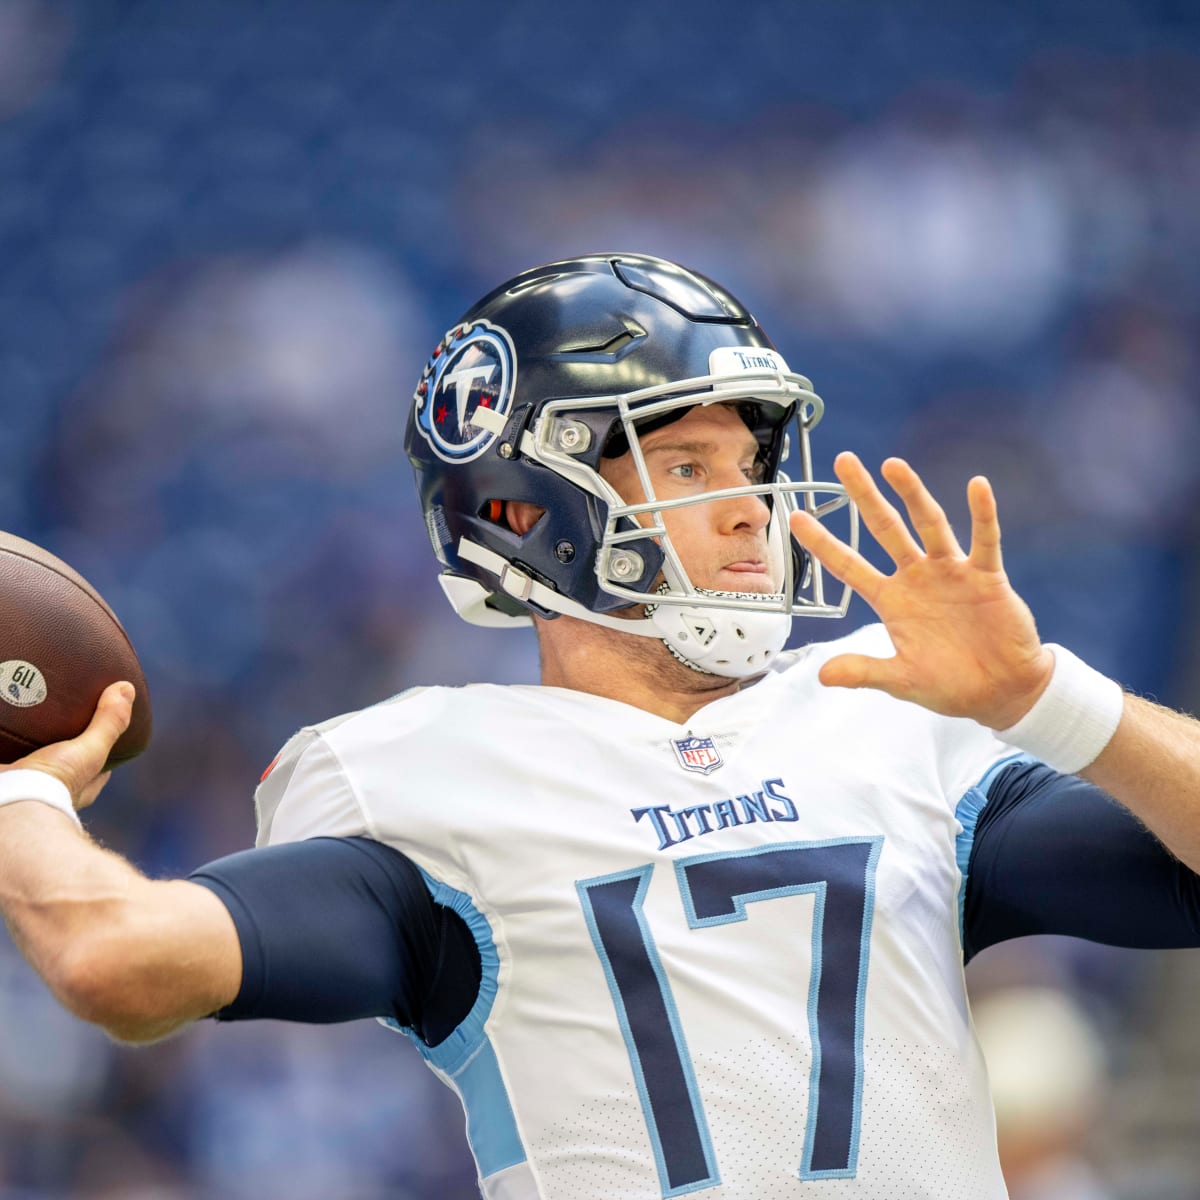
[644,585,791,678]
[454,535,791,677]
[641,499,795,677]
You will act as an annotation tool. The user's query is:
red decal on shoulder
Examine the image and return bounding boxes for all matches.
[259,754,281,784]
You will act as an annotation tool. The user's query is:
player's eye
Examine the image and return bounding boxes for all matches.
[669,462,698,480]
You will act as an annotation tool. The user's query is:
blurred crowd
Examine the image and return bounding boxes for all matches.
[3,1,1200,1196]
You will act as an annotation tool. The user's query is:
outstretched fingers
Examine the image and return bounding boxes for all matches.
[801,449,1006,612]
[789,506,885,603]
[879,457,963,560]
[966,475,1004,572]
[832,452,924,568]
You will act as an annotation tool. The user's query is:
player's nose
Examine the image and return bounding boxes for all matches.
[712,471,771,533]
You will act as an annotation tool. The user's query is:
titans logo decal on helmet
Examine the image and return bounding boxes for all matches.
[413,320,517,463]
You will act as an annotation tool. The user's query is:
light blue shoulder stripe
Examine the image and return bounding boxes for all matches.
[453,1037,525,1178]
[954,752,1038,942]
[379,867,525,1179]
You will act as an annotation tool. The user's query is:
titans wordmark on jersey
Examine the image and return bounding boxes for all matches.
[255,624,1016,1200]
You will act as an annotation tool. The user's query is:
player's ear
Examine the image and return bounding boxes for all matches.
[505,501,545,536]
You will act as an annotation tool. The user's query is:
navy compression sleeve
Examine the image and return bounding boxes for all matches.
[963,761,1200,961]
[190,837,480,1046]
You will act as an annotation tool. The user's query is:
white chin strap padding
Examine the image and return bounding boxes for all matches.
[648,599,790,677]
[456,534,790,677]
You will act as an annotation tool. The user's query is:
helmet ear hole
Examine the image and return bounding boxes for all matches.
[484,499,545,536]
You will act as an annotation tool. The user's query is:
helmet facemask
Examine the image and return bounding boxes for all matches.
[457,358,858,677]
[410,253,859,679]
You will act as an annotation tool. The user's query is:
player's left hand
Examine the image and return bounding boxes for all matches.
[789,453,1054,730]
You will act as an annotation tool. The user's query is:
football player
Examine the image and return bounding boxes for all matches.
[3,253,1200,1200]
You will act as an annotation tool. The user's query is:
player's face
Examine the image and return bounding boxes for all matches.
[599,404,776,595]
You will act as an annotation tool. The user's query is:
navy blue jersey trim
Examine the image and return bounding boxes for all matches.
[190,836,479,1043]
[963,761,1200,961]
[953,753,1035,943]
[381,868,499,1072]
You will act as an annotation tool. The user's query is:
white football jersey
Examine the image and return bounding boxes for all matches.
[255,624,1021,1200]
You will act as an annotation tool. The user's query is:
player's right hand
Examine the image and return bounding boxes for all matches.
[2,682,135,810]
[790,454,1054,730]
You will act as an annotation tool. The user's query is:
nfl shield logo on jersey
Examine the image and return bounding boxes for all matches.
[671,735,723,775]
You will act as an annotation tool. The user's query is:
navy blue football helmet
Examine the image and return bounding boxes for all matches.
[405,253,855,676]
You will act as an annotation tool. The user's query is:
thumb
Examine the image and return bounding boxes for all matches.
[22,682,135,798]
[818,653,904,694]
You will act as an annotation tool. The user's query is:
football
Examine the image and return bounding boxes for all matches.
[0,532,151,768]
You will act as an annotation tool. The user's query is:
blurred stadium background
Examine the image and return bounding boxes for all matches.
[3,1,1200,1196]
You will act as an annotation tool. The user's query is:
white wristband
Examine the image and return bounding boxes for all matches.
[995,644,1125,775]
[0,769,82,829]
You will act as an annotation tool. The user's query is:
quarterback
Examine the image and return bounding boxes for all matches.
[3,254,1200,1200]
